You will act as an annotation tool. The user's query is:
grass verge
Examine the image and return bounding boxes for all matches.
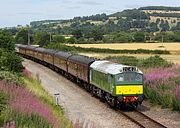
[22,76,72,128]
[0,70,72,128]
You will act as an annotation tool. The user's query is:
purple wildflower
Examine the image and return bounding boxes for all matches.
[0,81,59,127]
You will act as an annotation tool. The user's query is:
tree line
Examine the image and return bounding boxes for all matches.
[0,31,23,73]
[12,28,180,46]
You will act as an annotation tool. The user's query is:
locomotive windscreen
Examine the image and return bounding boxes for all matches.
[116,72,143,83]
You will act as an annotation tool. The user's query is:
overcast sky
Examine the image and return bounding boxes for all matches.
[0,0,180,28]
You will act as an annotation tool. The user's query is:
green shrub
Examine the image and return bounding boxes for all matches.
[105,55,172,68]
[0,71,23,85]
[3,109,53,128]
[0,49,23,73]
[53,35,66,43]
[0,92,7,112]
[0,92,7,126]
[140,55,172,68]
[172,97,180,111]
[105,56,139,66]
[144,85,180,110]
[0,31,15,51]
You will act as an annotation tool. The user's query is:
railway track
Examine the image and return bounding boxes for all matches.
[119,110,167,128]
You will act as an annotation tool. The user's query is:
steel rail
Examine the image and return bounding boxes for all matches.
[118,110,167,128]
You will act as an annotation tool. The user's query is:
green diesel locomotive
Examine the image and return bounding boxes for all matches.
[90,60,144,108]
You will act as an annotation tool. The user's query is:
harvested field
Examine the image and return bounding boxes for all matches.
[68,43,180,54]
[79,53,180,64]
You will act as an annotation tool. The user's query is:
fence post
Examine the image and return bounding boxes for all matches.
[54,93,60,106]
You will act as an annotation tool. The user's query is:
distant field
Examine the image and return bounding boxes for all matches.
[68,43,180,54]
[79,53,180,64]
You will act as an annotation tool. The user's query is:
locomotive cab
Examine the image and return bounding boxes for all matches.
[115,67,144,106]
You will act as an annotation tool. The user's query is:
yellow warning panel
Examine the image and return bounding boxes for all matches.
[116,85,143,95]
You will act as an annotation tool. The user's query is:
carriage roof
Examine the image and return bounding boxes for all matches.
[54,51,72,59]
[25,45,37,50]
[68,55,96,65]
[43,49,57,55]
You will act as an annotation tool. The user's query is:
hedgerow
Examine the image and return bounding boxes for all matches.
[45,43,170,54]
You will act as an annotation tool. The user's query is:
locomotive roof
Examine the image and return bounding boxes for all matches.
[55,51,72,59]
[69,55,96,65]
[90,60,143,75]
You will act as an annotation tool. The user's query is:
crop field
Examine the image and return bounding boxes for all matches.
[68,43,180,54]
[68,43,180,64]
[79,53,180,64]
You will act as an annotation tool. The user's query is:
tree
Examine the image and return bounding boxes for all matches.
[0,31,14,51]
[117,19,131,31]
[133,32,145,42]
[71,29,83,39]
[0,49,23,72]
[149,22,159,32]
[91,28,103,41]
[160,20,170,31]
[113,32,132,42]
[3,27,18,36]
[172,22,180,31]
[53,35,65,43]
[15,29,28,44]
[33,31,50,46]
[66,37,76,44]
[154,31,179,42]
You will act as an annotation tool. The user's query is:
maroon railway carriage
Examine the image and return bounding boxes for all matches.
[67,55,96,83]
[34,47,46,62]
[24,45,37,59]
[43,49,57,66]
[54,51,72,73]
[17,44,27,56]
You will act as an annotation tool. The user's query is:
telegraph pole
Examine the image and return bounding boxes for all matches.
[150,35,152,42]
[28,30,30,45]
[49,32,52,42]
